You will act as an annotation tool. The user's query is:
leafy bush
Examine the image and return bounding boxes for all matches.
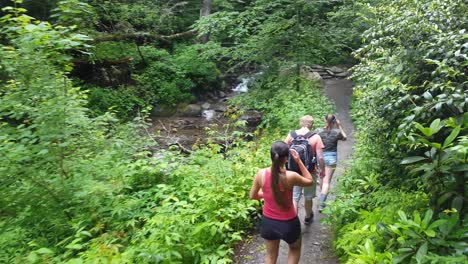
[326,0,467,262]
[86,85,151,120]
[134,44,220,106]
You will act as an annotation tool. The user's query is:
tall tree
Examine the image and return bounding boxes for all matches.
[199,0,212,43]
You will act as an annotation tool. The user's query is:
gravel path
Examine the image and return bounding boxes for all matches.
[234,77,355,264]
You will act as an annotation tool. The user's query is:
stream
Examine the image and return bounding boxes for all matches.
[148,75,261,150]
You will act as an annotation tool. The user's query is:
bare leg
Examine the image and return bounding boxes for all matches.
[287,238,302,264]
[319,166,335,211]
[265,240,280,264]
[321,166,336,195]
[304,199,313,218]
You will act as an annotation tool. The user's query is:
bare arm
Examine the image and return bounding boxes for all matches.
[288,149,313,186]
[314,137,325,177]
[336,119,347,140]
[249,170,264,200]
[284,133,292,145]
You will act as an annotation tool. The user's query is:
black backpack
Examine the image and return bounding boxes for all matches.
[287,131,316,174]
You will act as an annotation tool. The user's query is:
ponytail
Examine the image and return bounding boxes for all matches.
[270,143,289,210]
[325,114,335,134]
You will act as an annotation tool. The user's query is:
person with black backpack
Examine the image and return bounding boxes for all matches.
[284,115,325,225]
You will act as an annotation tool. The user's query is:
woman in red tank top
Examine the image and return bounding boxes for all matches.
[249,141,314,264]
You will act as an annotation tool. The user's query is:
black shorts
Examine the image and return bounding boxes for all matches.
[260,215,301,244]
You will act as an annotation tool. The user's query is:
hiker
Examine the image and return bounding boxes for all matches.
[284,115,325,224]
[249,141,314,264]
[316,114,347,211]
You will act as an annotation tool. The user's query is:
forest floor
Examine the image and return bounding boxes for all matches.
[234,77,355,264]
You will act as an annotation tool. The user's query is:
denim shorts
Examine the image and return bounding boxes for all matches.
[323,151,337,166]
[293,176,317,202]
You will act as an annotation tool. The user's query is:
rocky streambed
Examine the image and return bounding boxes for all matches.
[148,85,262,150]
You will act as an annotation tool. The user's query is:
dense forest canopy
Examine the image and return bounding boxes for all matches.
[0,0,466,263]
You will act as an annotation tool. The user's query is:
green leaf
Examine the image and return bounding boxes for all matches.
[422,209,433,229]
[401,156,426,164]
[424,229,435,237]
[392,252,413,264]
[437,192,453,205]
[413,211,421,225]
[429,119,442,134]
[415,123,433,137]
[415,242,428,264]
[423,91,433,100]
[427,219,447,230]
[443,126,460,148]
[398,210,407,222]
[36,247,54,254]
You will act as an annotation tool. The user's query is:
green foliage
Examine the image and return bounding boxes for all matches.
[0,4,154,261]
[85,85,149,120]
[195,0,354,70]
[92,42,168,66]
[380,209,467,263]
[1,3,336,263]
[231,75,334,132]
[135,44,220,106]
[400,117,467,214]
[327,0,467,263]
[86,0,200,34]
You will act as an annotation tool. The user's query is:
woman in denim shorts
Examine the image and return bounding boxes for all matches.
[316,114,347,211]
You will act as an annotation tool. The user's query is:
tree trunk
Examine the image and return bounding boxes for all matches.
[200,0,212,43]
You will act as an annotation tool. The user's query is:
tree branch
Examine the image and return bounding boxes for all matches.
[93,30,197,44]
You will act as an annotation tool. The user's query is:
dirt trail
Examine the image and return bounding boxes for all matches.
[234,78,355,264]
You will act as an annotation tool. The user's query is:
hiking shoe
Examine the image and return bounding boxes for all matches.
[319,204,326,213]
[304,213,313,225]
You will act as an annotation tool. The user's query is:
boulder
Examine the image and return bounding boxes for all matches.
[306,71,322,81]
[300,65,313,74]
[329,66,345,73]
[211,102,228,112]
[177,104,202,117]
[151,105,176,117]
[201,102,211,110]
[241,110,263,127]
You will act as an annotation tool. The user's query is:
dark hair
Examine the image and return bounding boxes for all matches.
[270,141,290,209]
[325,114,336,134]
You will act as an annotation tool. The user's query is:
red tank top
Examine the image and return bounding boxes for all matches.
[262,168,297,220]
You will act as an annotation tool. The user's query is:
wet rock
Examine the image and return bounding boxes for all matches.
[329,66,344,73]
[326,69,335,76]
[177,104,202,117]
[219,91,226,98]
[151,105,177,117]
[306,71,322,80]
[334,71,348,77]
[311,65,325,70]
[201,102,211,110]
[212,103,227,112]
[300,65,314,73]
[207,92,217,100]
[241,110,262,127]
